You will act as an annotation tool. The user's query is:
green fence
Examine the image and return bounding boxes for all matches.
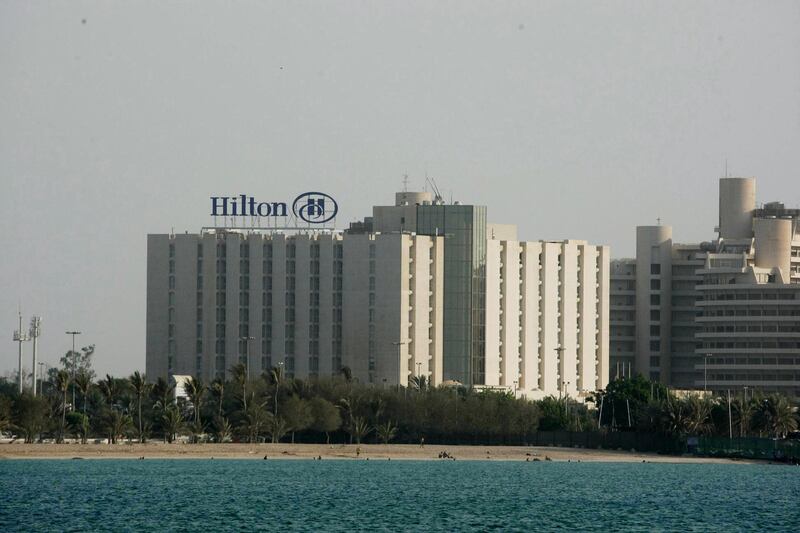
[695,436,800,462]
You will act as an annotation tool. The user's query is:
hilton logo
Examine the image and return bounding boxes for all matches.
[211,192,338,224]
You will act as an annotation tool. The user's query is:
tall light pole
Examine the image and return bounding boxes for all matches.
[513,380,518,398]
[13,312,29,394]
[275,361,285,417]
[703,353,711,393]
[555,346,565,398]
[240,336,255,382]
[392,341,407,388]
[66,331,82,410]
[29,317,41,396]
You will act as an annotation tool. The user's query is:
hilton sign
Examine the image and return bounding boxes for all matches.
[211,192,338,224]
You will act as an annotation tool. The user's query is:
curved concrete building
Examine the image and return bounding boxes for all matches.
[635,225,673,384]
[719,177,756,239]
[754,217,792,282]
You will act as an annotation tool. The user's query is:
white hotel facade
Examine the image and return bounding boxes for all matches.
[147,192,610,399]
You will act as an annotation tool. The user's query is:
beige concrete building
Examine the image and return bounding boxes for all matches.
[610,177,800,395]
[147,192,611,399]
[147,230,444,387]
[484,238,610,398]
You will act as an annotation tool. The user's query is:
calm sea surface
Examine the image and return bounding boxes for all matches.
[1,459,798,532]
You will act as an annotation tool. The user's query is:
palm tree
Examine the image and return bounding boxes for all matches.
[732,398,755,437]
[351,416,371,445]
[54,370,71,443]
[230,363,248,411]
[184,376,207,426]
[661,397,688,436]
[104,410,133,444]
[74,372,92,415]
[98,374,121,409]
[267,416,289,444]
[758,395,799,438]
[375,420,398,444]
[162,405,185,443]
[265,365,285,418]
[210,378,225,418]
[238,403,271,443]
[151,377,176,411]
[685,395,713,435]
[70,413,91,444]
[213,415,233,443]
[129,371,152,442]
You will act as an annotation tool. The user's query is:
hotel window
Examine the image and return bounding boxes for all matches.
[650,279,661,290]
[650,264,661,275]
[650,294,660,306]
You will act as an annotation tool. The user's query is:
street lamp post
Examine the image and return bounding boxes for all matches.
[392,341,407,388]
[513,380,518,397]
[66,331,82,411]
[275,360,285,417]
[240,336,255,382]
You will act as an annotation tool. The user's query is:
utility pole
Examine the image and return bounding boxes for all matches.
[13,312,30,394]
[727,389,733,439]
[29,317,41,396]
[66,331,82,410]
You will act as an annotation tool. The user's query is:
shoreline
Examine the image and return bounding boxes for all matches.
[0,443,759,464]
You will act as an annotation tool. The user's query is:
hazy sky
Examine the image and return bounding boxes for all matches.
[2,1,799,377]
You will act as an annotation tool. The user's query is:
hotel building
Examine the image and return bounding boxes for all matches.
[610,178,800,395]
[147,192,610,398]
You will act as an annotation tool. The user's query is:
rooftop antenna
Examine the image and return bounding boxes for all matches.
[724,158,729,178]
[12,308,29,394]
[657,217,661,226]
[402,174,409,192]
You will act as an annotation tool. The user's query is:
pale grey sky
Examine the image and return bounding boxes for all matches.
[2,1,799,377]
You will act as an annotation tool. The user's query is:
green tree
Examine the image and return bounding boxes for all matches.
[104,409,132,444]
[267,416,289,444]
[13,393,49,443]
[238,403,271,443]
[54,370,71,443]
[73,371,93,415]
[757,395,799,438]
[310,397,341,444]
[210,378,226,418]
[282,396,312,443]
[67,412,91,444]
[183,376,207,426]
[129,371,151,442]
[230,363,248,412]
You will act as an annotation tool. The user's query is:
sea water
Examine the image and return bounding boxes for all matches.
[1,459,798,531]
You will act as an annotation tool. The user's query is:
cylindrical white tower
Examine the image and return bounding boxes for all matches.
[719,177,756,239]
[754,218,792,283]
[395,191,433,206]
[635,225,673,384]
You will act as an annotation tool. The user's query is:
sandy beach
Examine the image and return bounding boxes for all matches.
[0,442,756,464]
